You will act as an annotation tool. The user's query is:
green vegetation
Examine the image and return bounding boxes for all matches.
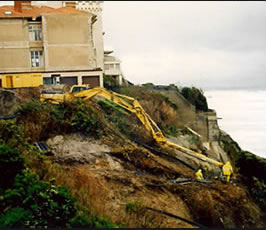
[125,202,137,213]
[114,86,180,138]
[165,124,179,137]
[236,151,266,182]
[97,99,131,138]
[0,145,24,189]
[141,82,154,88]
[219,133,266,212]
[0,100,120,228]
[188,135,200,146]
[180,87,208,112]
[103,74,117,90]
[250,177,266,212]
[70,100,105,139]
[0,120,24,148]
[15,99,106,141]
[0,169,76,228]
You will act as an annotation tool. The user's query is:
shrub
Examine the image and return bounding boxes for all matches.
[0,144,24,189]
[0,208,32,228]
[103,74,117,90]
[142,82,154,88]
[16,99,106,141]
[0,169,76,228]
[0,120,24,148]
[97,99,127,116]
[70,100,104,138]
[181,87,208,112]
[70,214,118,228]
[165,124,179,137]
[236,151,266,182]
[97,99,131,138]
[188,135,200,145]
[125,202,137,213]
[250,177,266,212]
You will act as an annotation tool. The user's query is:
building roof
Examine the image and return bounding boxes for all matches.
[0,5,91,19]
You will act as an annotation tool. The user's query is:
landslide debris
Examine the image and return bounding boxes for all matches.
[0,86,265,228]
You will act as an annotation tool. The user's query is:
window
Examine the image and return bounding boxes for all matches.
[31,51,43,67]
[29,24,42,41]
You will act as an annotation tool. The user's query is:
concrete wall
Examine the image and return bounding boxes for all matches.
[39,1,104,70]
[75,1,104,69]
[0,19,31,72]
[42,13,96,71]
[0,10,103,87]
[206,111,221,141]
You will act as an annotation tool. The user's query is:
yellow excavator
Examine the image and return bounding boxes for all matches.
[40,85,233,179]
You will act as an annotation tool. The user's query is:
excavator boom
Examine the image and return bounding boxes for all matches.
[41,86,226,169]
[71,87,224,167]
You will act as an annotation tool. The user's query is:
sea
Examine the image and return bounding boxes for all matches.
[204,89,266,159]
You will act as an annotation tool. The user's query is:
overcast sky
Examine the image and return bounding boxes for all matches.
[1,1,265,90]
[102,1,266,90]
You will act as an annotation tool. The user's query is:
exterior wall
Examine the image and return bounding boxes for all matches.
[206,111,221,141]
[0,3,103,88]
[0,19,31,72]
[42,13,96,72]
[71,1,104,70]
[42,70,103,87]
[82,2,104,70]
[41,1,104,70]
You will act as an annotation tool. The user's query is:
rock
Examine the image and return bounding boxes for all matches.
[46,134,111,164]
[0,89,21,116]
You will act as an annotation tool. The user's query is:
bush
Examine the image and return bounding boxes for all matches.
[250,177,266,212]
[70,213,118,228]
[165,124,179,137]
[142,82,154,88]
[0,169,76,228]
[0,120,24,148]
[125,202,137,213]
[16,100,70,142]
[97,99,131,138]
[16,99,106,141]
[103,74,117,90]
[236,151,266,182]
[181,87,208,112]
[70,100,104,138]
[0,144,24,189]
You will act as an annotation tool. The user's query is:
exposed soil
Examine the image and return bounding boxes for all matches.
[45,134,264,228]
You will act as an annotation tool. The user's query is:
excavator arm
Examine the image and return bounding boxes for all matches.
[71,87,224,168]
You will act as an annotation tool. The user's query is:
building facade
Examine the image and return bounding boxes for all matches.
[104,50,123,85]
[39,1,104,71]
[42,1,127,86]
[0,1,103,87]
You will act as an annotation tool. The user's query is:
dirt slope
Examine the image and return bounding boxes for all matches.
[44,134,263,228]
[10,86,264,228]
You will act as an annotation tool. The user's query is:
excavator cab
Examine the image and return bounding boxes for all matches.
[70,85,90,93]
